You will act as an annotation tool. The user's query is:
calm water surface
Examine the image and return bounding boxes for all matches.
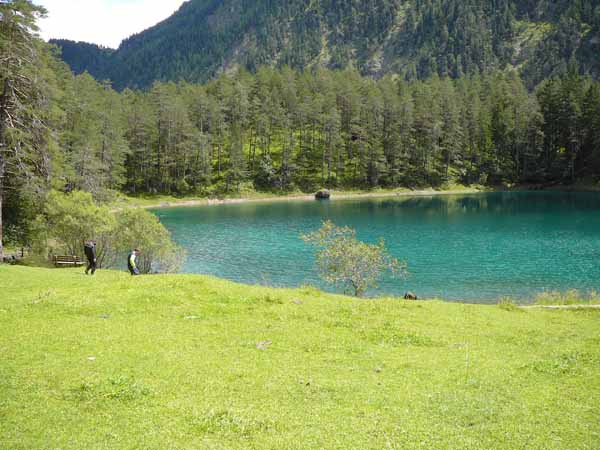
[153,192,600,303]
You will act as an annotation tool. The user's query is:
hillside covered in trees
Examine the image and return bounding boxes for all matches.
[52,0,600,90]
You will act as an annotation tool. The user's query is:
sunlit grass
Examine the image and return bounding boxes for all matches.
[1,265,599,449]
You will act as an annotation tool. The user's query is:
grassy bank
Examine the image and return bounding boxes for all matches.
[113,185,485,210]
[1,266,599,449]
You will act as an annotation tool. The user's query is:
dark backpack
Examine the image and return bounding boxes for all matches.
[84,243,96,260]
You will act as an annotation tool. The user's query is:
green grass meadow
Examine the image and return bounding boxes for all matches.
[1,266,599,449]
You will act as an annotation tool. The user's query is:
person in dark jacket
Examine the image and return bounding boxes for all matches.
[127,249,141,275]
[84,240,97,275]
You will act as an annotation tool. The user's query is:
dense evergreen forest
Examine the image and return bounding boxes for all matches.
[53,0,600,90]
[1,0,600,258]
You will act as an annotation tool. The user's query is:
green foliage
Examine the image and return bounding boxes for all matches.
[112,208,185,274]
[60,74,129,195]
[2,265,600,449]
[43,190,113,257]
[302,220,407,297]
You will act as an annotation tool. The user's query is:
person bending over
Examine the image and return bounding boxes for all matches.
[128,249,141,276]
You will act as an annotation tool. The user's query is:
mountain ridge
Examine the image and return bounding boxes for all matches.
[51,0,600,89]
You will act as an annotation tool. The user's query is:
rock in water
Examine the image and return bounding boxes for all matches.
[315,189,331,200]
[404,292,418,300]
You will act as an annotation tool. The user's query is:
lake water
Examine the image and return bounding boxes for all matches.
[152,191,600,303]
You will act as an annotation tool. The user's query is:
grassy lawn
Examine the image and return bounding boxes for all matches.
[1,265,599,449]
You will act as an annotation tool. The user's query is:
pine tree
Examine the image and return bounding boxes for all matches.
[581,83,600,177]
[0,0,49,260]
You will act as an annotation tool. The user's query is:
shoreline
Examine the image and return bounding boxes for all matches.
[137,188,486,210]
[115,183,599,211]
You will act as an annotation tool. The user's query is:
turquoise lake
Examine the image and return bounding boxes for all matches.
[153,191,600,303]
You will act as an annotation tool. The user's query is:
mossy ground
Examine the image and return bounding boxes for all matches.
[1,266,599,449]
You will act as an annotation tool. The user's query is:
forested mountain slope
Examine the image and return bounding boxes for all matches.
[53,40,113,77]
[51,0,600,90]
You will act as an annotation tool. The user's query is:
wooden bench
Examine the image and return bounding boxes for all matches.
[52,255,85,267]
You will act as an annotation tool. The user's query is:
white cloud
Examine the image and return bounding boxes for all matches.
[34,0,187,48]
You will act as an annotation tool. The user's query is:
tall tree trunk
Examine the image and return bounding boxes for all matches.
[0,78,10,263]
[0,165,4,263]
